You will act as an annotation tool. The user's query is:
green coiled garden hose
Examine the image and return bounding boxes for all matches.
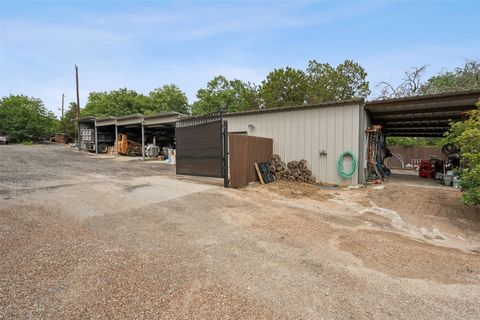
[337,151,357,179]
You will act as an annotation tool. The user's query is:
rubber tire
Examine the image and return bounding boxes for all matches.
[98,143,108,153]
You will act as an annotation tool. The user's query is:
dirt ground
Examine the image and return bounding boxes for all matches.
[1,145,479,319]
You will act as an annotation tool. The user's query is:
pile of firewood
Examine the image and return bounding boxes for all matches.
[268,154,316,184]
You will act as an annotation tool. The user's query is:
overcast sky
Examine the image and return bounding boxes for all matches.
[1,0,479,117]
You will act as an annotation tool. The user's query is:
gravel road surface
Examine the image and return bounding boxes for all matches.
[1,145,479,319]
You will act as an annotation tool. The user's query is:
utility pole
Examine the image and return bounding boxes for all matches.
[75,64,80,118]
[61,93,65,119]
[61,93,66,137]
[74,64,81,145]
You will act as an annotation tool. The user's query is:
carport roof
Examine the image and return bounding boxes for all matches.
[74,116,96,123]
[365,89,480,137]
[93,112,187,127]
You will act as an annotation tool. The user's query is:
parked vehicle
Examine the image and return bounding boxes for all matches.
[0,135,10,145]
[117,133,142,156]
[82,129,115,153]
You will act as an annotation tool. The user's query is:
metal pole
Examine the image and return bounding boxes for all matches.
[223,120,228,188]
[94,121,98,155]
[75,65,80,119]
[115,121,118,159]
[141,123,145,161]
[61,94,65,138]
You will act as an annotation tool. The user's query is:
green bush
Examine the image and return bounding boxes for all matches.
[443,101,480,205]
[460,166,480,204]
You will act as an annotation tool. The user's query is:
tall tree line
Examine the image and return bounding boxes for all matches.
[1,59,478,143]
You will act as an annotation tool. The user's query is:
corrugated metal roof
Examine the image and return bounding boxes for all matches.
[366,89,480,106]
[90,111,188,126]
[179,98,364,123]
[366,89,480,137]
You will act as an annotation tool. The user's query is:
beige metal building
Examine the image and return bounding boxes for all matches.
[224,99,365,185]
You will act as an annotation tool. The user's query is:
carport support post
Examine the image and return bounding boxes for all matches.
[141,122,145,161]
[94,121,98,155]
[115,121,118,159]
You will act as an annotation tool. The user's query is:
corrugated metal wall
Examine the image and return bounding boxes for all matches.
[225,103,361,185]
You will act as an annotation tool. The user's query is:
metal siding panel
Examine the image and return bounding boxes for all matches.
[310,109,320,182]
[326,107,335,183]
[273,113,280,155]
[305,109,312,172]
[295,111,301,161]
[335,106,344,184]
[353,105,361,184]
[342,106,353,185]
[318,108,327,182]
[282,113,287,162]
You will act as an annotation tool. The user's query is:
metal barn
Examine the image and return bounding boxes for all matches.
[224,100,365,185]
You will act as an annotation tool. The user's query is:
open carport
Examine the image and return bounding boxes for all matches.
[364,89,480,184]
[91,112,185,160]
[365,89,480,137]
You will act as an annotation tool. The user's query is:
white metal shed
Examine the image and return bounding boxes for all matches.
[224,99,365,185]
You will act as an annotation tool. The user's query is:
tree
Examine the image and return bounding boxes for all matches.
[191,76,260,115]
[424,59,480,94]
[306,60,370,103]
[259,67,308,109]
[386,137,440,147]
[442,101,480,205]
[149,84,189,115]
[81,88,151,117]
[378,65,429,99]
[0,95,58,143]
[377,59,480,99]
[59,102,78,141]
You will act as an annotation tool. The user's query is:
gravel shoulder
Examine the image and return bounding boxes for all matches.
[1,145,480,319]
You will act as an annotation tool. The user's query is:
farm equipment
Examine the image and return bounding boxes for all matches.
[84,130,115,153]
[117,133,143,157]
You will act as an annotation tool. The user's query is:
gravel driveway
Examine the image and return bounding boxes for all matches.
[1,145,479,319]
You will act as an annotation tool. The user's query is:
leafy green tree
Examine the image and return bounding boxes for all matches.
[259,67,308,109]
[191,76,260,115]
[386,137,440,147]
[424,59,480,93]
[59,102,78,141]
[81,88,151,117]
[149,84,189,115]
[306,60,370,103]
[0,95,58,143]
[442,101,480,205]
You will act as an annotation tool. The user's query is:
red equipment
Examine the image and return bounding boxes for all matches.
[419,160,432,178]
